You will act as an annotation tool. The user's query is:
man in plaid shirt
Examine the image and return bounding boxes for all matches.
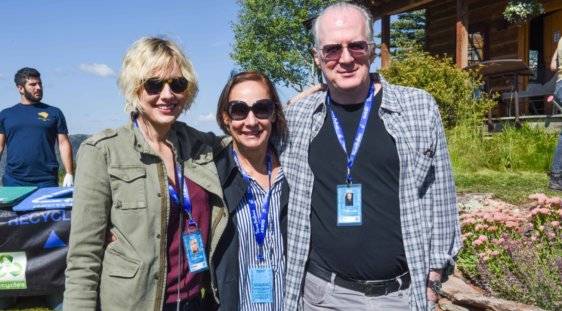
[278,2,461,310]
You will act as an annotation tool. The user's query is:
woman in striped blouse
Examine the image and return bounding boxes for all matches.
[211,71,289,310]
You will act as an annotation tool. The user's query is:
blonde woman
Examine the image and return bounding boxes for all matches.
[64,37,225,311]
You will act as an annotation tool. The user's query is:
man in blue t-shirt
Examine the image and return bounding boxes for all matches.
[0,68,73,310]
[0,67,74,188]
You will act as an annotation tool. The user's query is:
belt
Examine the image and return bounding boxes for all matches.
[307,262,410,297]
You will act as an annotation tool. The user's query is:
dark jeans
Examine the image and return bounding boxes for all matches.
[163,295,207,311]
[2,173,58,187]
[551,80,562,174]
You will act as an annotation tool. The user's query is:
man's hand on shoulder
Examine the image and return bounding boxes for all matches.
[287,84,326,106]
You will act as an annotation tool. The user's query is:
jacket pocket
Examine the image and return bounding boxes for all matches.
[105,249,141,278]
[99,248,143,309]
[109,166,147,210]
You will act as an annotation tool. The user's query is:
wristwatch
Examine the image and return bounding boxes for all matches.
[429,279,442,295]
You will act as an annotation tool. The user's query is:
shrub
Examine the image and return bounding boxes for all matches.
[380,49,496,129]
[458,193,562,310]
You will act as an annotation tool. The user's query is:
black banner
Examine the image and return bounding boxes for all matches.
[0,209,70,297]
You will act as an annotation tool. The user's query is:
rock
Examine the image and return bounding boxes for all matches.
[457,193,494,212]
[441,275,548,311]
[440,303,471,311]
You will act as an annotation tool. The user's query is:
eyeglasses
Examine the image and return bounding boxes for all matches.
[143,77,188,95]
[318,41,372,61]
[226,99,275,121]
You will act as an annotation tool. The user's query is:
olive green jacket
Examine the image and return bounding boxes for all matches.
[63,120,229,311]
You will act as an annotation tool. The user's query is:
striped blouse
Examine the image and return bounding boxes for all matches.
[236,168,285,311]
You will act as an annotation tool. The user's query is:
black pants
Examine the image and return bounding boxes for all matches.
[163,295,215,311]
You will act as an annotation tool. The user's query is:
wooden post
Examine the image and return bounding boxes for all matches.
[456,0,468,69]
[381,14,391,69]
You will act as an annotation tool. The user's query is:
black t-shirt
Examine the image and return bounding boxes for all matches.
[308,89,408,280]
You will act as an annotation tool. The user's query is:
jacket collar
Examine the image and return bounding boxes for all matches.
[127,117,210,163]
[377,73,402,113]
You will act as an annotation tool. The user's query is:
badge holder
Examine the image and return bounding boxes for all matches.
[337,183,362,226]
[250,262,273,303]
[182,222,209,273]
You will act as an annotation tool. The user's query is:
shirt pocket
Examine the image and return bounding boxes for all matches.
[109,166,147,210]
[413,151,434,189]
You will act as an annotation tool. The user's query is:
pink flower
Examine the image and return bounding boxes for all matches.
[539,225,545,232]
[539,208,551,215]
[472,239,483,247]
[548,232,556,238]
[487,226,498,232]
[506,221,519,229]
[478,235,488,242]
[463,232,474,238]
[485,249,492,255]
[492,251,500,257]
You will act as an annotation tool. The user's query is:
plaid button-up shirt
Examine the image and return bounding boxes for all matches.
[277,74,461,311]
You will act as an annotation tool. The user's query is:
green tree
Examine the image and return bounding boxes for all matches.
[231,0,336,92]
[377,10,426,59]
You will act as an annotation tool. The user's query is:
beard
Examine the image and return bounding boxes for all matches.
[24,89,42,103]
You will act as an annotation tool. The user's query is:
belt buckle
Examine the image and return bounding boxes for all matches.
[363,281,387,296]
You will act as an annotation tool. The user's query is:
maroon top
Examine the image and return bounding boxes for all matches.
[164,176,210,304]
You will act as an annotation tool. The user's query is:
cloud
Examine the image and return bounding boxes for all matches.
[79,63,116,77]
[211,41,228,47]
[0,73,4,80]
[197,113,215,123]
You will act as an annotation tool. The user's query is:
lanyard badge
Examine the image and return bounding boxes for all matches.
[233,149,274,304]
[169,166,209,273]
[328,81,375,227]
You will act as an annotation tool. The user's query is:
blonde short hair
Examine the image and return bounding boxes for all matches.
[118,37,198,114]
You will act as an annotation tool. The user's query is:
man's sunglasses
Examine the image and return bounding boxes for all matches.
[319,41,373,61]
[143,77,188,95]
[226,99,275,121]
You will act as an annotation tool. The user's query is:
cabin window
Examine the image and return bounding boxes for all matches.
[468,24,488,65]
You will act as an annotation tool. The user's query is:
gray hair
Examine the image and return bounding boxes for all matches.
[311,2,374,47]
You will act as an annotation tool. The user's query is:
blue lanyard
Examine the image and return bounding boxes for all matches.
[327,81,375,184]
[232,148,272,262]
[168,166,196,226]
[134,118,196,226]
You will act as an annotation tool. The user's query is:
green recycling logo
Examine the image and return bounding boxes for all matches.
[0,252,27,290]
[0,255,23,277]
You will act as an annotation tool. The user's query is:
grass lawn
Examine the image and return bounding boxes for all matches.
[454,169,562,205]
[4,296,50,311]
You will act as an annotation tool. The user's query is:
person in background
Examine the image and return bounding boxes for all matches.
[0,67,74,311]
[0,67,74,188]
[548,38,562,190]
[210,71,289,310]
[279,2,461,310]
[63,37,225,311]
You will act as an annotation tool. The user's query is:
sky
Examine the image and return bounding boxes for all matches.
[0,0,381,135]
